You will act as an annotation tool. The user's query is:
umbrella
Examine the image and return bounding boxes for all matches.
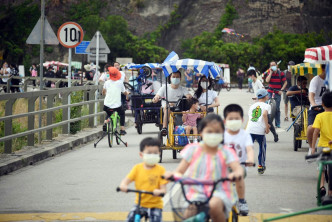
[291,63,322,76]
[304,44,332,64]
[162,58,221,78]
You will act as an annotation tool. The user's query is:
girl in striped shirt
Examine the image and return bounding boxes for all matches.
[165,114,243,222]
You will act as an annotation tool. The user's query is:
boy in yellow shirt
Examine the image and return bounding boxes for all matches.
[311,91,332,197]
[119,137,167,222]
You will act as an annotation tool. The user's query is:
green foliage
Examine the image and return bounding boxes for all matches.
[182,29,329,81]
[0,0,40,63]
[45,46,54,54]
[70,91,83,134]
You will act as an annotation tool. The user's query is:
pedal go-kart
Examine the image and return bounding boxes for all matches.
[124,63,164,134]
[287,62,323,151]
[158,58,223,162]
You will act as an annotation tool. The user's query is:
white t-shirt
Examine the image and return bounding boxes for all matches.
[157,85,189,102]
[103,79,125,108]
[246,102,271,135]
[308,75,326,106]
[197,90,218,105]
[252,79,264,96]
[1,68,11,82]
[224,129,253,163]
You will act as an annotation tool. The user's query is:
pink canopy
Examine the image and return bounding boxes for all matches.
[43,61,68,67]
[304,45,332,64]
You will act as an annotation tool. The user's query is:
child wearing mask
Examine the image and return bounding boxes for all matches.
[194,76,220,113]
[223,104,254,216]
[153,71,191,134]
[119,137,167,222]
[164,114,243,222]
[182,98,204,143]
[246,89,271,174]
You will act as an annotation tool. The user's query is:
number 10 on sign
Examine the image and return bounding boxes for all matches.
[57,22,83,48]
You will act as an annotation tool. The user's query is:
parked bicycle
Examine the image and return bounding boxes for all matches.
[94,109,128,148]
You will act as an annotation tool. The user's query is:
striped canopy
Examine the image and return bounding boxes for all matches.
[161,59,222,78]
[304,45,332,64]
[291,63,322,76]
[124,63,161,69]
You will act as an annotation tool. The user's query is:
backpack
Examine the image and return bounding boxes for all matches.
[174,126,188,146]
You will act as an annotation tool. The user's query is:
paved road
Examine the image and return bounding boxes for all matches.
[0,88,331,221]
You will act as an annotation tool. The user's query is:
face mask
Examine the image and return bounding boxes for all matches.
[202,133,224,147]
[171,78,181,85]
[143,154,160,166]
[271,66,277,71]
[225,120,242,132]
[201,82,208,89]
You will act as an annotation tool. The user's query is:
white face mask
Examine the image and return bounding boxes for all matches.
[171,78,181,85]
[143,154,160,166]
[225,120,242,132]
[202,133,223,147]
[201,82,208,89]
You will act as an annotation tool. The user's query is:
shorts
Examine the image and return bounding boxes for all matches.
[308,109,324,126]
[283,91,289,104]
[127,206,162,222]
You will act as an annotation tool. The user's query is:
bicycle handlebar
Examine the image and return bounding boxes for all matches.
[116,187,165,197]
[162,175,240,185]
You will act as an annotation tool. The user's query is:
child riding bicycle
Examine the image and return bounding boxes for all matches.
[164,114,243,222]
[223,104,255,216]
[311,91,332,198]
[102,67,129,135]
[119,137,167,222]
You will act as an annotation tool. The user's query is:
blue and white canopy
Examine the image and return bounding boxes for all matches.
[125,63,161,69]
[162,58,222,78]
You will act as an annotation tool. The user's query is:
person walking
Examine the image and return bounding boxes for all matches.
[283,61,295,121]
[237,68,245,90]
[265,61,287,128]
[29,64,38,87]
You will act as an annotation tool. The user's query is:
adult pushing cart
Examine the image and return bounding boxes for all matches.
[156,56,222,162]
[124,63,163,134]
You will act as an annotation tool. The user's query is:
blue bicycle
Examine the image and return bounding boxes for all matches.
[116,187,164,222]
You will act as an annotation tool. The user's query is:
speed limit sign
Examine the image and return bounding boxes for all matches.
[57,22,83,48]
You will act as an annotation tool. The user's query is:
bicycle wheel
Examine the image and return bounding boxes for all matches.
[137,111,143,134]
[116,116,121,145]
[124,82,134,92]
[293,124,301,151]
[158,132,163,163]
[107,121,113,148]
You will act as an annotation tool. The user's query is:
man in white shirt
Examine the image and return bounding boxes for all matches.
[152,71,192,134]
[103,67,129,135]
[307,64,327,153]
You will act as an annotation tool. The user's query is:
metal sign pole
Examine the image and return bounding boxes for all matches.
[94,31,100,126]
[38,0,45,144]
[68,48,72,133]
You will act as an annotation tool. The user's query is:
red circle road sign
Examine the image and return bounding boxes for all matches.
[57,22,84,48]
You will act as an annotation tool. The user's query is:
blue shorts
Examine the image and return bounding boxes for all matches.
[127,206,162,222]
[308,109,324,126]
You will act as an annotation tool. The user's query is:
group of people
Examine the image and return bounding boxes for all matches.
[0,61,20,93]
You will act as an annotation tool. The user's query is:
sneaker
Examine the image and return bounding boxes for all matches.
[274,134,279,142]
[276,125,281,128]
[187,137,191,144]
[306,148,316,164]
[258,165,266,174]
[161,128,167,136]
[120,130,127,135]
[193,138,198,143]
[102,124,107,132]
[237,200,249,216]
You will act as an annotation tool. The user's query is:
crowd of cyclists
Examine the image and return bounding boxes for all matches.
[100,60,331,222]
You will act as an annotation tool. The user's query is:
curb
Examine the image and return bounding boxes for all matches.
[0,128,104,177]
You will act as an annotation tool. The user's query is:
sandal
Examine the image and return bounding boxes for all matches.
[320,186,326,197]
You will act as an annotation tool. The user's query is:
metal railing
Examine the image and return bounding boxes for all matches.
[0,83,105,153]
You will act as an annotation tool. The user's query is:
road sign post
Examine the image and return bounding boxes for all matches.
[86,31,111,127]
[57,22,84,134]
